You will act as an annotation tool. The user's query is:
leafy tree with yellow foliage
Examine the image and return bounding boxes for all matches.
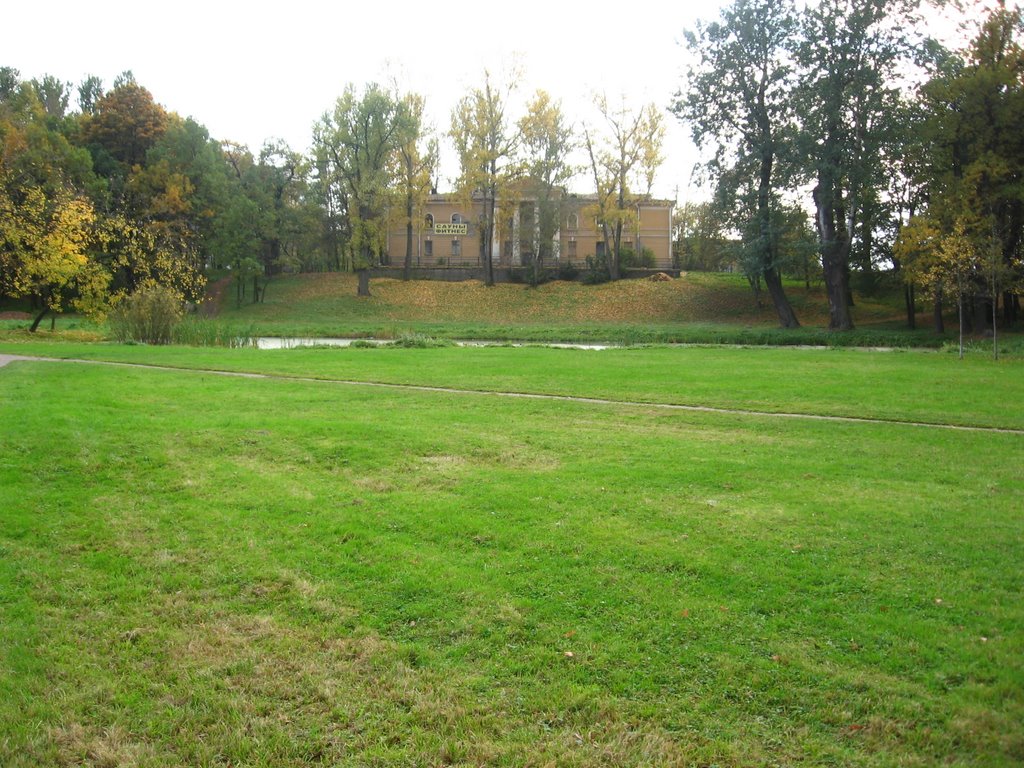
[910,3,1024,331]
[0,177,108,331]
[583,95,664,281]
[451,69,523,287]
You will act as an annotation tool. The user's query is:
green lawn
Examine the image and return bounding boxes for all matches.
[2,340,1022,429]
[1,346,1022,766]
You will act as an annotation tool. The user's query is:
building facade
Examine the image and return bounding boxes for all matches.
[385,192,674,271]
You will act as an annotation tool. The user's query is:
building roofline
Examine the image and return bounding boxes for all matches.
[426,191,674,207]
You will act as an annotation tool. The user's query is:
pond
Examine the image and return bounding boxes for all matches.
[254,337,613,350]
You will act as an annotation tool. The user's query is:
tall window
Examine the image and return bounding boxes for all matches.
[567,213,579,230]
[567,239,577,259]
[452,213,463,224]
[424,239,433,258]
[451,239,461,258]
[425,213,434,230]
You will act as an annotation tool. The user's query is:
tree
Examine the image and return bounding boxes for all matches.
[883,97,932,329]
[450,69,522,287]
[674,201,728,272]
[901,219,983,357]
[308,138,349,272]
[1,73,109,329]
[98,211,205,304]
[795,0,918,330]
[77,75,103,116]
[518,90,576,283]
[584,94,664,281]
[918,3,1024,328]
[316,84,410,296]
[0,177,108,331]
[395,92,437,281]
[894,215,947,333]
[676,0,801,326]
[80,79,168,171]
[250,140,308,288]
[30,75,72,119]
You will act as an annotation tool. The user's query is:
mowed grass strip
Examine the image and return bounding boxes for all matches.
[2,341,1023,430]
[1,360,1022,766]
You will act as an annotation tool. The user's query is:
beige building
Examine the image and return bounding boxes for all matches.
[385,192,674,271]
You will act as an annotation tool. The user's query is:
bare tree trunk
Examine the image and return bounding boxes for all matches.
[757,143,799,328]
[993,289,999,361]
[483,185,496,287]
[29,306,48,333]
[357,269,371,297]
[813,181,854,331]
[904,284,916,330]
[404,190,414,281]
[764,268,800,328]
[610,220,622,281]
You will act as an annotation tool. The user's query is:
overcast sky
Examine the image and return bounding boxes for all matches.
[5,0,995,202]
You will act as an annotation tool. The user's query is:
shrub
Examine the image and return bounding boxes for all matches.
[109,285,183,344]
[555,261,579,281]
[172,317,257,347]
[582,256,611,284]
[386,333,455,348]
[619,247,656,270]
[509,265,552,286]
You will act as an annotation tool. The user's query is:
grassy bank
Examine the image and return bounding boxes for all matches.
[5,271,1020,349]
[1,349,1021,766]
[210,272,945,346]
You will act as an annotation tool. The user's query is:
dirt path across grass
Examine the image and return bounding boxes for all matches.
[2,353,1022,435]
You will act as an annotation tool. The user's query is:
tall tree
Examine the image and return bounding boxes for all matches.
[450,69,522,287]
[675,0,801,327]
[77,75,103,116]
[918,2,1024,328]
[316,84,410,296]
[395,92,437,281]
[674,200,728,272]
[883,97,932,329]
[795,0,918,330]
[584,95,664,281]
[30,75,72,119]
[518,90,576,282]
[234,140,312,296]
[81,79,168,171]
[1,74,109,329]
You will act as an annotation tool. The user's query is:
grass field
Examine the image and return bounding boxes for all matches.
[1,344,1022,766]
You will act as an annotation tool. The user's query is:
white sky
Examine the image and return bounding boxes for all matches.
[4,0,996,203]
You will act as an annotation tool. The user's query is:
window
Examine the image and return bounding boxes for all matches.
[425,213,434,230]
[567,213,579,230]
[451,239,461,258]
[567,238,577,259]
[596,241,606,257]
[451,213,463,224]
[424,239,433,258]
